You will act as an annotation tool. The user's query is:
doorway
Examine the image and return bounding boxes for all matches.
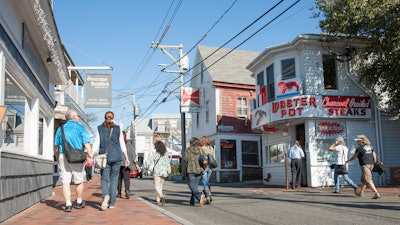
[296,124,307,187]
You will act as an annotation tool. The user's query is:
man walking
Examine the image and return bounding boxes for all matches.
[54,109,94,212]
[288,140,304,189]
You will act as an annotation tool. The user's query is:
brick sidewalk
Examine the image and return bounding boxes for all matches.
[2,175,182,225]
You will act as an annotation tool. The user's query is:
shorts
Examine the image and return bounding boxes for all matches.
[58,154,85,184]
[360,164,373,184]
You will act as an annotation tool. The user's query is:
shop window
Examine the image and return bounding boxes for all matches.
[281,58,296,80]
[242,140,258,165]
[322,54,338,90]
[237,97,248,118]
[2,76,27,151]
[268,142,289,163]
[266,64,275,102]
[316,139,337,162]
[220,139,237,169]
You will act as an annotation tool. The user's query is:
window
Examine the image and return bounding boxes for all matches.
[237,97,248,118]
[281,58,296,80]
[316,139,337,162]
[268,142,289,163]
[266,64,275,102]
[242,141,258,165]
[205,100,209,122]
[220,140,237,169]
[2,75,27,152]
[256,71,264,86]
[323,54,338,90]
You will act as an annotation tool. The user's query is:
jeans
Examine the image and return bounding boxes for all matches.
[188,173,202,205]
[101,161,121,207]
[334,164,358,192]
[201,167,212,191]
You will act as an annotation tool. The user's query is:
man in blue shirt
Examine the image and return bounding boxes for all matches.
[54,109,94,212]
[288,140,304,189]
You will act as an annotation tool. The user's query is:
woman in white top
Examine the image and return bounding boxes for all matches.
[329,137,358,195]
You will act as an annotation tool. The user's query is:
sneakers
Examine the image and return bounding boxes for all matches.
[74,201,86,209]
[199,194,205,207]
[101,195,110,211]
[64,205,72,212]
[372,193,381,199]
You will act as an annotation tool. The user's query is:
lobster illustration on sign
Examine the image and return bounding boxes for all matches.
[277,81,299,94]
[255,109,266,126]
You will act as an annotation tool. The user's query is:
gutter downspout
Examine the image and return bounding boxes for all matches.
[345,60,385,185]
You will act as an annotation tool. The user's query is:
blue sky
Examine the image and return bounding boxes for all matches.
[53,0,321,130]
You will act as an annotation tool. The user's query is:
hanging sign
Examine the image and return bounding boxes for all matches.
[84,73,112,108]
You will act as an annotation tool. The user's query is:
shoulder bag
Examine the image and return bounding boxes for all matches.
[150,156,161,176]
[95,128,113,169]
[61,126,87,163]
[337,147,348,174]
[207,154,218,169]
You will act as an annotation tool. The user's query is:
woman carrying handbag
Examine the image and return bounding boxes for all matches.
[92,111,130,210]
[329,137,358,195]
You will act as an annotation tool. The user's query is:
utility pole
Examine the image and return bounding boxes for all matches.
[118,93,139,158]
[151,43,188,179]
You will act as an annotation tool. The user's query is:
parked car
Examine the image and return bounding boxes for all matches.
[129,163,143,178]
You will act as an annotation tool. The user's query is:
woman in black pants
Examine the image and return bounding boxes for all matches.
[117,131,133,199]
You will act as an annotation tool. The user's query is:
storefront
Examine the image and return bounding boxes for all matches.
[247,34,383,187]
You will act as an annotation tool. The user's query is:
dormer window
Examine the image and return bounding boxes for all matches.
[281,58,295,80]
[323,54,338,90]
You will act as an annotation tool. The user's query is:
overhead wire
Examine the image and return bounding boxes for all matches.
[135,0,240,120]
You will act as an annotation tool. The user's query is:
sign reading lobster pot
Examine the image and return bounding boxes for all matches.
[84,73,112,108]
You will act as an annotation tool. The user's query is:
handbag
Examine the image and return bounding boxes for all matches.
[337,164,348,174]
[372,159,386,175]
[61,126,87,163]
[207,154,218,169]
[150,156,161,176]
[95,128,113,169]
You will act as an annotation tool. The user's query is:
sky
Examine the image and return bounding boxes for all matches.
[52,0,321,130]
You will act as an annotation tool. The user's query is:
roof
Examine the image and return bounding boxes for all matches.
[196,46,259,85]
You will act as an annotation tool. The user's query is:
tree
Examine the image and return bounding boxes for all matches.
[314,0,400,118]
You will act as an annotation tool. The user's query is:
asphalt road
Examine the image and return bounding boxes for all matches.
[130,176,400,225]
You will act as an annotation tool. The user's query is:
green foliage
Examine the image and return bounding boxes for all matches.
[314,0,400,117]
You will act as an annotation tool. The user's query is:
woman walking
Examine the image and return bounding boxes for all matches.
[117,131,136,199]
[328,137,358,194]
[93,111,130,210]
[200,136,214,204]
[184,137,205,207]
[146,135,171,206]
[346,134,380,199]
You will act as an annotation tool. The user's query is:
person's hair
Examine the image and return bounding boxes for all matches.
[66,109,78,120]
[356,134,371,145]
[200,136,210,146]
[190,137,200,147]
[153,134,162,143]
[336,137,346,146]
[123,131,127,144]
[102,111,115,128]
[154,140,167,156]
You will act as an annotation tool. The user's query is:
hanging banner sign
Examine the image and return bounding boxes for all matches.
[84,73,112,108]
